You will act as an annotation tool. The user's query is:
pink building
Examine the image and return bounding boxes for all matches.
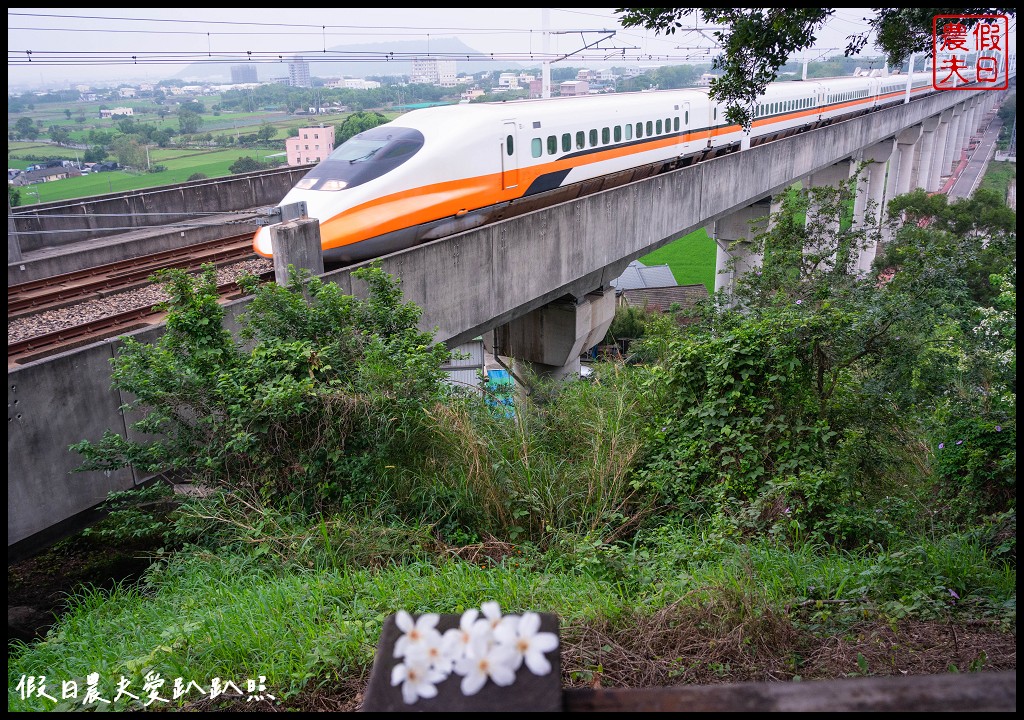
[286,125,336,166]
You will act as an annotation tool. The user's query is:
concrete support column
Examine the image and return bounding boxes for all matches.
[854,140,894,273]
[494,288,615,381]
[712,225,733,296]
[965,102,979,141]
[893,124,923,198]
[270,217,324,286]
[957,99,976,155]
[927,109,953,192]
[806,160,853,269]
[712,201,770,298]
[882,125,923,248]
[943,106,963,174]
[914,114,942,191]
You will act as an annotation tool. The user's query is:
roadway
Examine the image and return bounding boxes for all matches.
[947,113,1003,201]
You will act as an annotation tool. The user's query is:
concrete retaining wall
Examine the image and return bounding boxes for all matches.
[10,165,312,252]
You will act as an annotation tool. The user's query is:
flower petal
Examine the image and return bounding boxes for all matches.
[525,652,552,676]
[395,610,413,633]
[461,671,487,696]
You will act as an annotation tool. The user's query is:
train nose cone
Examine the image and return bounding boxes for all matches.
[253,226,274,257]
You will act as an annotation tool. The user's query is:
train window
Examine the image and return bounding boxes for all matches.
[379,140,420,160]
[531,138,542,158]
[506,135,514,156]
[547,135,557,155]
[646,120,653,135]
[562,133,571,152]
[576,131,585,150]
[713,107,717,120]
[674,117,679,131]
[664,117,670,131]
[635,122,643,138]
[602,127,610,144]
[625,124,632,140]
[589,129,598,147]
[614,125,622,142]
[685,111,689,124]
[656,120,663,134]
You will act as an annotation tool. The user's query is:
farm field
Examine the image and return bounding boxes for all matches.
[8,142,289,203]
[639,227,718,293]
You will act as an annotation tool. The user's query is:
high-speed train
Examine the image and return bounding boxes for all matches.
[252,70,965,264]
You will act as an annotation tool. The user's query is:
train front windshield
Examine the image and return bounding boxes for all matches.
[294,126,424,191]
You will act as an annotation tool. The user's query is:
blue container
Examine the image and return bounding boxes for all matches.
[485,369,516,418]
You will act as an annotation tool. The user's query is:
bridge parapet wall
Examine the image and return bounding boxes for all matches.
[10,165,312,253]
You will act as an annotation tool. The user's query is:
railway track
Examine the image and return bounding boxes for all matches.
[8,233,259,318]
[8,232,274,366]
[8,269,275,366]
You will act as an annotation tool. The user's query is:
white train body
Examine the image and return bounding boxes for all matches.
[253,71,952,264]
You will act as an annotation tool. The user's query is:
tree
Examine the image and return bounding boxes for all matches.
[229,156,266,174]
[9,186,21,208]
[256,122,277,143]
[111,136,146,169]
[617,8,1017,127]
[48,125,72,146]
[71,264,452,513]
[84,146,108,163]
[178,108,202,135]
[14,117,37,140]
[633,171,1015,544]
[335,111,389,143]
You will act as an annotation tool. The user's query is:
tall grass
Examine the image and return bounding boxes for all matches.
[389,363,654,544]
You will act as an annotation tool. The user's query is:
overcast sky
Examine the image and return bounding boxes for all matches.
[8,8,990,90]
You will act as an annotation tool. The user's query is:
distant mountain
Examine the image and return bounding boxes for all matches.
[174,37,526,82]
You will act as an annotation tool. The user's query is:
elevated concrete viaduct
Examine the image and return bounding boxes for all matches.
[9,83,1008,552]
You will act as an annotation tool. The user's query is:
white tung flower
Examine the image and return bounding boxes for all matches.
[442,607,481,659]
[494,611,559,675]
[393,609,442,659]
[453,639,519,696]
[391,654,447,705]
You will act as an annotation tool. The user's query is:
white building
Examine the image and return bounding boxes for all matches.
[327,78,381,90]
[411,58,457,87]
[289,56,311,88]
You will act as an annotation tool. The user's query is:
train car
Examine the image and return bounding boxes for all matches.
[252,70,947,265]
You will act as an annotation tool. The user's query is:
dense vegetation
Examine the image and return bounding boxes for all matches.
[8,167,1015,710]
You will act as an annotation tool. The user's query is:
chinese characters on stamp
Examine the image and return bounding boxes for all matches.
[933,14,1010,90]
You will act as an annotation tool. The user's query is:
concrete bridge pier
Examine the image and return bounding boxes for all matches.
[493,287,615,381]
[913,114,943,191]
[852,140,895,273]
[712,201,770,298]
[943,104,964,175]
[805,160,853,270]
[880,124,924,247]
[927,109,955,191]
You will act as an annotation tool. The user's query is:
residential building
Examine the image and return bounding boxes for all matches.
[231,65,258,84]
[327,78,381,90]
[285,125,336,166]
[411,58,457,87]
[289,56,311,88]
[559,80,589,96]
[498,73,520,90]
[99,107,134,118]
